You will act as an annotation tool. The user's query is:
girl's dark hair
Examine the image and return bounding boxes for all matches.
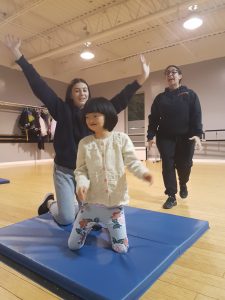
[65,78,91,105]
[82,97,118,131]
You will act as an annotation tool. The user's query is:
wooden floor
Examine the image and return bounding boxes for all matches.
[0,161,225,300]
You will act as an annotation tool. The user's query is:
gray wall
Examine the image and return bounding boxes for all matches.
[0,64,67,163]
[0,64,67,104]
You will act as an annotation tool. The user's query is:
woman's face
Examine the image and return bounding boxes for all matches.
[71,82,89,108]
[165,67,182,89]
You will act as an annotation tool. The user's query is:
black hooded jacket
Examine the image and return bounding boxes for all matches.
[147,85,203,140]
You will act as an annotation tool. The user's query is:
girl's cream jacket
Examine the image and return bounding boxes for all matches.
[75,131,149,207]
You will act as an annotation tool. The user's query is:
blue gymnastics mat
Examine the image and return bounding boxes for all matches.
[0,207,209,300]
[0,178,10,184]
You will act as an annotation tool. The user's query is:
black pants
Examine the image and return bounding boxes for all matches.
[156,135,195,196]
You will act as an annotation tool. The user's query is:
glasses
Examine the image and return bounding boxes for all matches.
[165,70,178,76]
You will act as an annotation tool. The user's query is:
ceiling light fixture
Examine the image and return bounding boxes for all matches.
[183,16,203,30]
[80,50,95,60]
[80,42,95,60]
[183,4,203,30]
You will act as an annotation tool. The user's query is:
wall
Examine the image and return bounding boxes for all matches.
[0,64,67,163]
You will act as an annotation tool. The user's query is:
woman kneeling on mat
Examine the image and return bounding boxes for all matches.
[68,97,153,253]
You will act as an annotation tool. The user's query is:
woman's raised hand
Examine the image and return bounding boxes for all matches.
[137,54,150,85]
[4,34,23,60]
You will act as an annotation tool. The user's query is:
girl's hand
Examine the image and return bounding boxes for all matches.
[4,34,23,60]
[77,186,88,201]
[137,54,150,85]
[143,172,154,185]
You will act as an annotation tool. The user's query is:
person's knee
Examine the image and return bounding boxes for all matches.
[57,210,77,225]
[57,216,75,226]
[176,162,192,171]
[112,243,129,253]
[112,236,129,253]
[51,199,79,225]
[68,238,82,250]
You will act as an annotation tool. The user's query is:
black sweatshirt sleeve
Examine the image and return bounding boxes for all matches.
[189,91,203,138]
[16,55,64,121]
[147,95,160,140]
[109,80,141,114]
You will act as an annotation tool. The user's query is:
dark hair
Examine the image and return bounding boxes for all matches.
[82,97,118,131]
[65,78,91,105]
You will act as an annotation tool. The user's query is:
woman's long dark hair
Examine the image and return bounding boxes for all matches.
[65,78,91,105]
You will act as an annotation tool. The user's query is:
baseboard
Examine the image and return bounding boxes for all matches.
[147,158,225,164]
[0,159,54,168]
[193,159,225,164]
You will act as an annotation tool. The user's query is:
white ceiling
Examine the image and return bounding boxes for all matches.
[0,0,225,85]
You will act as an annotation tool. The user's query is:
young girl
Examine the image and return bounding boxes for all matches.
[68,97,153,253]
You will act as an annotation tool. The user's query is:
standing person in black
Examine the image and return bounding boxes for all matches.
[147,65,203,209]
[5,35,150,225]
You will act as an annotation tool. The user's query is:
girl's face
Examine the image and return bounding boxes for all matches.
[85,112,105,134]
[165,67,182,89]
[71,82,89,108]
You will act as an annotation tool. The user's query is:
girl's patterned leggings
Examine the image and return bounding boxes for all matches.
[68,204,129,253]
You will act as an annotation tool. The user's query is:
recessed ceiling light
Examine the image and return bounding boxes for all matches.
[80,50,95,60]
[183,16,203,30]
[80,41,95,60]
